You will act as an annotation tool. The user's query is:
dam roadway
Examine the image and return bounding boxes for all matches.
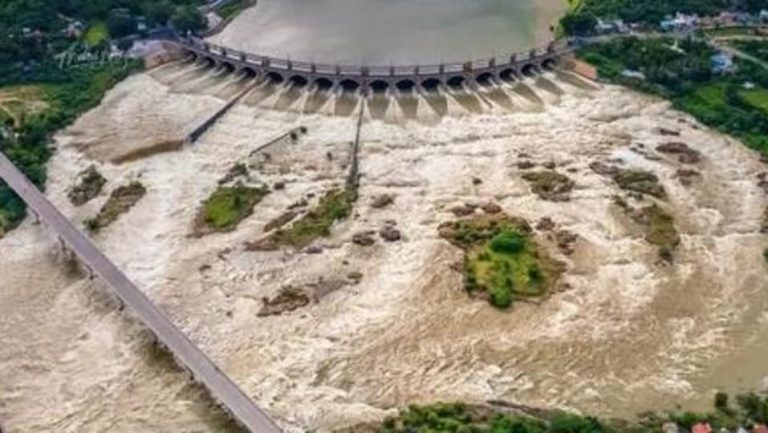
[0,151,282,433]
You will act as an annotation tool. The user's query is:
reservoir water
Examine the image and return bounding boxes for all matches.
[209,0,566,65]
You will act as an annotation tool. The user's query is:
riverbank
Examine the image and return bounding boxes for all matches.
[577,36,768,155]
[0,60,142,237]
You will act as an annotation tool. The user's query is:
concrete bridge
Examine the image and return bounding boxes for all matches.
[175,38,575,92]
[0,151,282,433]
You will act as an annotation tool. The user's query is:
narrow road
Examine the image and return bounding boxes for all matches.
[0,151,282,433]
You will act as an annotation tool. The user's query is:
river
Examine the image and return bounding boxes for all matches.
[2,66,768,432]
[209,0,567,65]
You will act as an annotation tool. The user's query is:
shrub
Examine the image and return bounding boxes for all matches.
[490,230,527,254]
[490,286,514,309]
[549,413,608,433]
[715,392,730,412]
[490,415,546,433]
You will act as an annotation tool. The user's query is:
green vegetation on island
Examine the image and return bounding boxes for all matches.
[84,181,146,231]
[194,183,270,236]
[266,188,356,249]
[579,37,768,154]
[438,215,564,309]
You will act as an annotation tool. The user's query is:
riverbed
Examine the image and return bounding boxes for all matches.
[1,65,768,432]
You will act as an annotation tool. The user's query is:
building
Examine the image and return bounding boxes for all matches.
[570,59,598,81]
[711,52,735,74]
[621,69,646,80]
[595,18,629,34]
[661,12,699,32]
[692,422,712,433]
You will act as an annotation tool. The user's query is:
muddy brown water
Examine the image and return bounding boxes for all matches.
[2,60,768,433]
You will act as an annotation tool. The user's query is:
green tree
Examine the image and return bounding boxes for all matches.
[171,5,206,35]
[561,11,597,36]
[106,9,137,38]
[143,1,174,25]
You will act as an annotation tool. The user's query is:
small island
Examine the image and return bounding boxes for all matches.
[439,214,565,309]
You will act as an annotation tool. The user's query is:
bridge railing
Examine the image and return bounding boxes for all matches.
[183,38,570,79]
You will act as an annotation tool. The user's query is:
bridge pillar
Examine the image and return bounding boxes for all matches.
[286,60,293,71]
[262,58,270,68]
[239,52,246,62]
[529,48,537,59]
[361,67,370,94]
[221,48,227,57]
[489,57,496,68]
[389,66,395,77]
[462,62,473,75]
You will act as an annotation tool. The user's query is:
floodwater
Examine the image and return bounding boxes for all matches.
[2,63,768,433]
[209,0,567,65]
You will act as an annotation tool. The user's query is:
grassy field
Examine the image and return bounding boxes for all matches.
[268,189,355,248]
[740,87,768,113]
[0,85,49,127]
[197,184,269,234]
[678,83,728,111]
[83,21,108,46]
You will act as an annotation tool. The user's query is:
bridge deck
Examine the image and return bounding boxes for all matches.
[0,151,281,433]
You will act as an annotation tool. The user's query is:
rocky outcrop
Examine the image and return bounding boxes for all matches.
[379,224,402,242]
[263,210,299,232]
[370,194,395,209]
[612,168,667,199]
[258,287,311,317]
[68,165,106,206]
[522,171,575,202]
[656,142,701,164]
[352,231,376,246]
[84,182,146,231]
